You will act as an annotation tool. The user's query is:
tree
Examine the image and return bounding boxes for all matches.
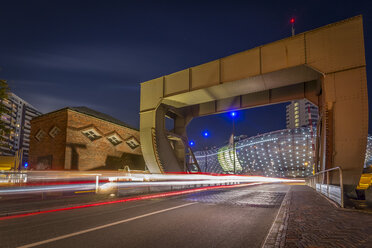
[0,79,10,145]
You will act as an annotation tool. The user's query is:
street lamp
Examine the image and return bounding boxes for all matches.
[202,130,210,173]
[230,111,237,174]
[187,140,196,172]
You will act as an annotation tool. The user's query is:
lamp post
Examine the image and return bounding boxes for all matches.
[230,111,237,174]
[290,18,295,36]
[202,131,209,173]
[187,140,195,172]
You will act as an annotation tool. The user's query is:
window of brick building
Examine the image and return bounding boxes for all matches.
[49,126,61,138]
[107,134,122,146]
[82,129,101,141]
[35,129,46,141]
[125,137,139,150]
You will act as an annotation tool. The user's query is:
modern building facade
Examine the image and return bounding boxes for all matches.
[0,93,42,166]
[195,127,316,178]
[195,129,372,178]
[194,96,371,178]
[286,99,318,129]
[364,136,372,169]
[29,107,145,171]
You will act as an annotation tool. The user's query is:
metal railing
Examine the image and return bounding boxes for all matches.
[307,167,344,208]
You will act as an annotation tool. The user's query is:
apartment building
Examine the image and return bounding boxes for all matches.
[0,93,42,166]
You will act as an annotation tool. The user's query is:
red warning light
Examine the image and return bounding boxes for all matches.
[290,18,295,24]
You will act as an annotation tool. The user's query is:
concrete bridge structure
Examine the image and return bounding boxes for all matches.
[139,16,368,191]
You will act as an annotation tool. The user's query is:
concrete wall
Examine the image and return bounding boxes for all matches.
[139,16,368,188]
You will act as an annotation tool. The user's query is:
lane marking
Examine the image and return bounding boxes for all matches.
[1,182,261,221]
[2,200,165,232]
[17,202,196,248]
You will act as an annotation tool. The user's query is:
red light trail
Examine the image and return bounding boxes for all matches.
[0,182,263,221]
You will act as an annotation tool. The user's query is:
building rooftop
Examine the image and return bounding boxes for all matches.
[69,106,137,130]
[9,92,39,111]
[34,106,138,131]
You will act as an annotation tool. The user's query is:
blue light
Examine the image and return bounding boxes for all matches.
[230,111,237,117]
[24,162,28,168]
[203,131,210,137]
[189,140,195,146]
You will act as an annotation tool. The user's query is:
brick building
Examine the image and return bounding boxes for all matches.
[29,107,145,171]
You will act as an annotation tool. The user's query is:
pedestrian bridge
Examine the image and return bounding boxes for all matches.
[139,16,368,191]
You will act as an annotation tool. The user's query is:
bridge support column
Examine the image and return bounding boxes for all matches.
[321,67,368,188]
[140,104,191,173]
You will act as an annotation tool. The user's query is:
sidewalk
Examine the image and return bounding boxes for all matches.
[267,185,372,248]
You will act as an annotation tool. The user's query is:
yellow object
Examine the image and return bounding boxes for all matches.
[74,190,95,194]
[0,156,16,171]
[357,173,372,190]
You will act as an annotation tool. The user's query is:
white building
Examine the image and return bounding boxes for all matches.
[286,99,318,129]
[0,93,42,166]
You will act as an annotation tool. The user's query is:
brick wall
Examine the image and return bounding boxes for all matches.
[65,109,143,171]
[29,108,145,171]
[29,110,68,170]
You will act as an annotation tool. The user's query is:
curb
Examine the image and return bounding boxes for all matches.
[261,190,291,248]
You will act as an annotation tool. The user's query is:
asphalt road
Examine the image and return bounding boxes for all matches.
[0,184,290,248]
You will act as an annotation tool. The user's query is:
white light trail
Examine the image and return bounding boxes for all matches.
[0,170,304,196]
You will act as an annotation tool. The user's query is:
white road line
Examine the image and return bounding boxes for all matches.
[17,202,196,248]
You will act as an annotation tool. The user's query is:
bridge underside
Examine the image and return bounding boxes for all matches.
[139,16,368,190]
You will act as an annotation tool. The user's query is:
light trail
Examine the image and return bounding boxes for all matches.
[0,170,304,196]
[0,182,262,221]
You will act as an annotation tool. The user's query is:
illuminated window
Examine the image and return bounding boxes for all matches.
[295,123,299,127]
[294,102,299,107]
[295,111,299,115]
[295,119,299,123]
[294,107,299,111]
[295,115,299,118]
[82,129,101,141]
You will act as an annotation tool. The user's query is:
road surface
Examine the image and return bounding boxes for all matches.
[0,183,290,248]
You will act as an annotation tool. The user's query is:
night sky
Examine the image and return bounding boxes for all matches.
[1,0,372,150]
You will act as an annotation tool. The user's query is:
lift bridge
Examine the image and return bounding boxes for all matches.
[139,16,368,197]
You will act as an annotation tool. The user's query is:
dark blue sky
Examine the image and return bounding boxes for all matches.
[1,0,372,149]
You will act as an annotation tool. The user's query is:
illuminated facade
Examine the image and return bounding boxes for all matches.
[364,136,372,168]
[195,129,372,178]
[286,99,318,129]
[195,127,316,178]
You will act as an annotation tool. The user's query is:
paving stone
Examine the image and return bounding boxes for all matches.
[283,185,372,248]
[187,188,285,208]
